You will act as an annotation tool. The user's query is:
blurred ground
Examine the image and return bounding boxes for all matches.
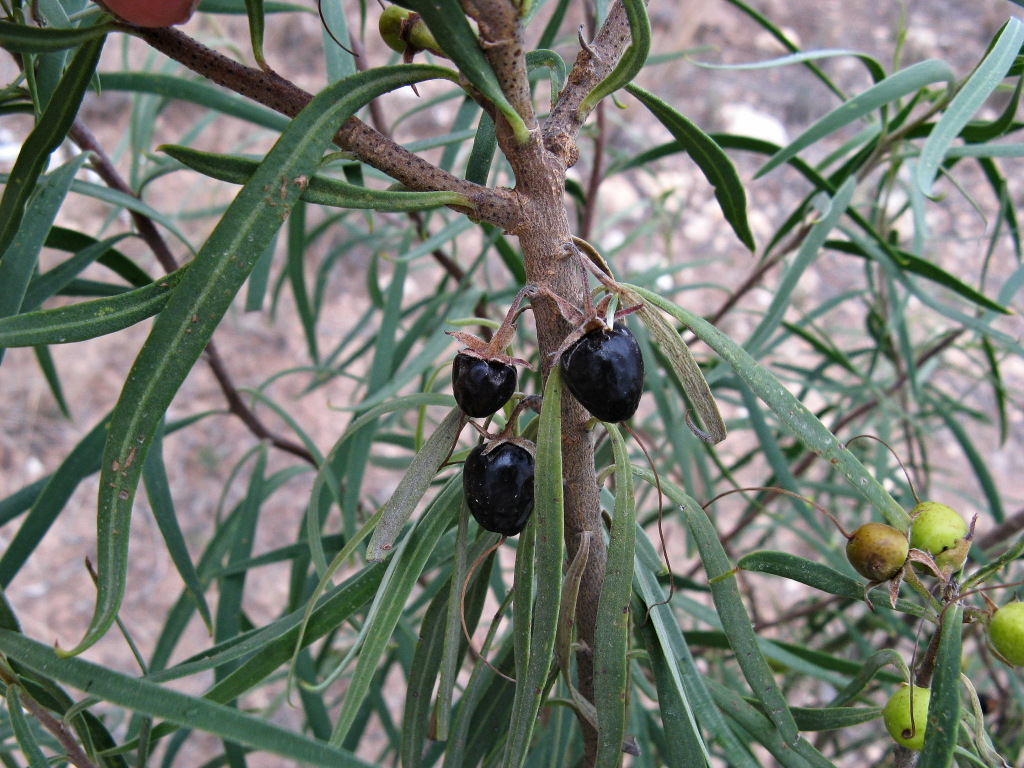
[1,0,1023,765]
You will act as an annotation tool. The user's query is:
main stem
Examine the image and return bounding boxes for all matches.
[511,147,606,763]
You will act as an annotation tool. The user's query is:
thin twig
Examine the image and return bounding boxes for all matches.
[0,668,98,768]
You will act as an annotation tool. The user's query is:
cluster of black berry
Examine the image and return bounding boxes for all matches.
[450,287,645,538]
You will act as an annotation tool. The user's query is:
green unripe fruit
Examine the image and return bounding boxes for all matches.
[910,501,968,556]
[378,5,411,53]
[846,522,909,582]
[989,602,1024,666]
[883,684,930,750]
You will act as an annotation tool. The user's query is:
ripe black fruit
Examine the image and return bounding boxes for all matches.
[561,322,644,423]
[463,441,535,536]
[452,353,517,418]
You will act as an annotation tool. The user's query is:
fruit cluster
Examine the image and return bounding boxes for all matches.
[450,285,646,538]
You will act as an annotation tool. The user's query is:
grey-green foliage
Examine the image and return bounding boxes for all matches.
[0,2,1021,768]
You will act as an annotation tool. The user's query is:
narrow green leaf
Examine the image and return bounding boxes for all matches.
[394,0,530,142]
[0,414,109,587]
[556,531,597,728]
[205,565,384,704]
[0,631,376,768]
[703,678,835,768]
[0,265,188,347]
[580,0,650,114]
[319,0,355,81]
[757,59,957,178]
[244,0,267,69]
[32,345,70,418]
[720,0,859,95]
[435,525,499,740]
[330,477,460,745]
[0,19,113,52]
[682,503,799,744]
[504,366,565,768]
[0,153,92,362]
[161,145,471,211]
[526,49,567,109]
[22,233,134,311]
[143,425,213,632]
[6,687,50,768]
[918,606,963,767]
[69,63,458,657]
[99,73,289,131]
[466,112,497,186]
[917,19,1024,195]
[825,239,1011,315]
[366,407,464,560]
[738,551,928,617]
[630,531,745,768]
[623,284,910,530]
[636,617,711,768]
[0,37,103,265]
[630,299,726,443]
[827,649,909,707]
[626,84,755,251]
[593,425,636,768]
[745,178,856,357]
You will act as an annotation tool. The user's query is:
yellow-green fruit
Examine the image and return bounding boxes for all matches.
[990,602,1024,666]
[909,501,968,556]
[379,5,411,53]
[883,684,930,751]
[846,522,909,581]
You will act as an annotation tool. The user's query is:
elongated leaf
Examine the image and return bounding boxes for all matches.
[0,631,376,768]
[6,687,49,768]
[0,414,110,587]
[790,704,882,731]
[99,72,289,130]
[918,606,963,767]
[244,0,267,69]
[504,366,565,768]
[757,59,957,178]
[161,145,471,211]
[626,84,755,251]
[629,297,726,442]
[143,425,213,632]
[0,38,103,265]
[0,266,189,347]
[746,178,856,357]
[739,551,928,617]
[68,63,459,657]
[0,153,93,363]
[703,679,835,768]
[366,407,463,559]
[682,503,799,744]
[623,284,910,530]
[917,19,1024,195]
[580,0,650,114]
[394,0,530,142]
[593,425,636,768]
[23,233,133,311]
[825,239,1011,314]
[0,19,114,52]
[329,477,460,745]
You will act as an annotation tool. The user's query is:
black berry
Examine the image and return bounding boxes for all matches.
[463,441,535,536]
[560,322,644,423]
[452,353,517,418]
